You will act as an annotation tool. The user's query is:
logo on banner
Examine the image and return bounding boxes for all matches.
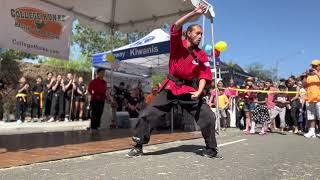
[130,36,155,47]
[129,45,159,56]
[10,7,66,40]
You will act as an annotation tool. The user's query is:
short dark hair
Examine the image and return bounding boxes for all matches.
[47,72,53,76]
[97,68,105,73]
[183,24,202,38]
[278,85,287,90]
[288,75,296,81]
[266,79,273,84]
[36,76,43,80]
[120,82,125,86]
[187,24,201,33]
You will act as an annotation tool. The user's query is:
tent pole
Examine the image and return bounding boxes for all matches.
[201,15,205,47]
[91,67,95,80]
[210,17,220,134]
[110,29,116,129]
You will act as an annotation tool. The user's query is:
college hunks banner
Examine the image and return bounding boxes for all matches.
[0,0,73,60]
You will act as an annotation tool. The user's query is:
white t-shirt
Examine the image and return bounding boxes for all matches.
[300,88,306,103]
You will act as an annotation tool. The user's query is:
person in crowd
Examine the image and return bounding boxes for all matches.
[225,79,238,128]
[297,80,306,132]
[236,84,246,130]
[126,88,140,118]
[208,80,227,129]
[114,82,127,111]
[217,88,229,131]
[265,79,279,132]
[271,85,290,135]
[137,81,145,103]
[48,74,64,122]
[303,60,320,138]
[74,76,87,121]
[127,4,222,159]
[15,77,30,123]
[208,80,225,108]
[63,72,76,121]
[43,72,54,121]
[287,76,301,134]
[88,68,112,130]
[279,78,287,86]
[145,86,158,105]
[241,77,257,134]
[31,76,44,122]
[251,82,269,135]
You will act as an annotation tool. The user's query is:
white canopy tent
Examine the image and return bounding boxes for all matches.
[93,28,171,95]
[92,28,170,73]
[40,0,194,32]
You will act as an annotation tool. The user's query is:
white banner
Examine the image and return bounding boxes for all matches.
[0,0,73,60]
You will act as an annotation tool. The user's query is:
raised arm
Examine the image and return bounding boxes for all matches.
[173,4,208,32]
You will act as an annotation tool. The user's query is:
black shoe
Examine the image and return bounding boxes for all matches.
[126,146,143,157]
[203,148,224,160]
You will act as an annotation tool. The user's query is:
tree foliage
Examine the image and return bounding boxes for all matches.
[245,62,278,81]
[226,60,236,67]
[0,49,37,61]
[72,24,129,57]
[42,53,92,72]
[151,74,165,87]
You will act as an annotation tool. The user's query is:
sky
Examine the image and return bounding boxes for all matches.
[200,0,319,78]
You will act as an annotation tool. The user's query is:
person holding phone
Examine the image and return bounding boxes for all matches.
[303,60,320,138]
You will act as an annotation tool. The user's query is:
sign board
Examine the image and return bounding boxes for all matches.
[0,0,73,60]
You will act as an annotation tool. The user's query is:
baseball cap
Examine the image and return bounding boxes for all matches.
[311,59,320,66]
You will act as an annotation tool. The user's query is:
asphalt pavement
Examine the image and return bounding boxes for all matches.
[1,132,319,180]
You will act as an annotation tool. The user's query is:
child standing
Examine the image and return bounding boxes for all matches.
[31,76,44,122]
[251,82,269,135]
[271,85,290,135]
[16,77,30,123]
[217,88,229,131]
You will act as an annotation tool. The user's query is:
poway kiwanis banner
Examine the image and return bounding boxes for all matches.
[0,0,74,60]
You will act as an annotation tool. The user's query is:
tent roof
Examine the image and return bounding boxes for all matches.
[41,0,193,32]
[112,29,169,51]
[93,28,170,68]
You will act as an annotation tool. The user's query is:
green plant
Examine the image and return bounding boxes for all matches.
[151,74,165,87]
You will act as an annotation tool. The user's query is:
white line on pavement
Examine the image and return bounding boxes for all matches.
[218,139,247,147]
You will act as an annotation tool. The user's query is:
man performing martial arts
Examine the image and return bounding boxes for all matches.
[127,4,223,159]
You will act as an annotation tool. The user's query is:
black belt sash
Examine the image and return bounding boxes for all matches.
[167,75,198,89]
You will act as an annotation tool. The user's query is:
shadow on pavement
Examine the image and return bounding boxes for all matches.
[144,145,205,156]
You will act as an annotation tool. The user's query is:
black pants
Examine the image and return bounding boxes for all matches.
[15,97,27,121]
[43,92,52,116]
[31,95,41,118]
[50,93,64,119]
[290,107,300,127]
[90,101,105,129]
[116,101,123,111]
[64,96,73,119]
[133,90,217,149]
